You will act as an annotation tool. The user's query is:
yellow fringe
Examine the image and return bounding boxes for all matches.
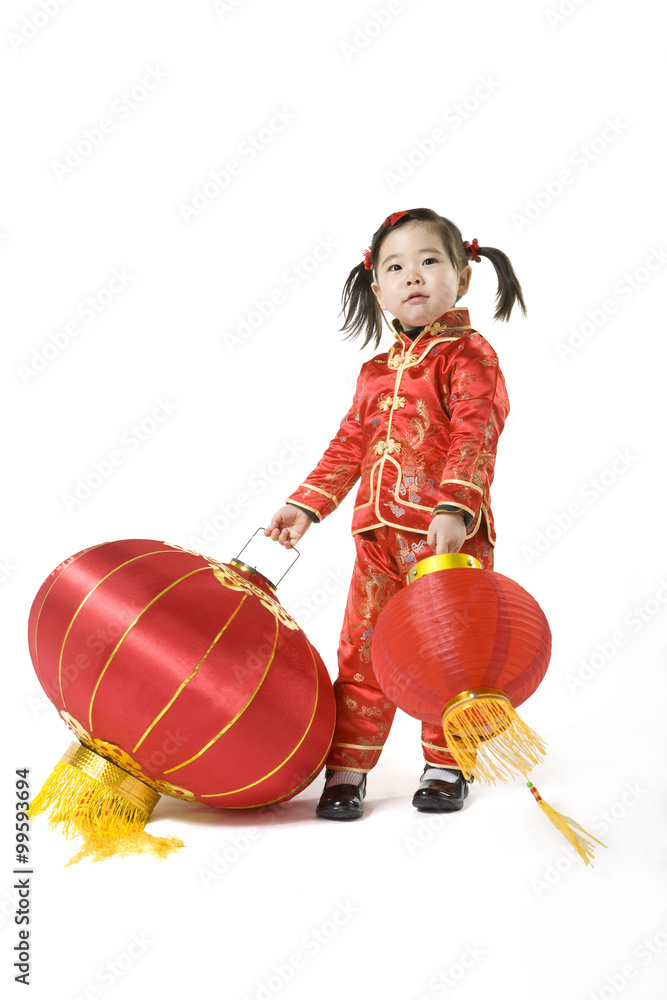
[528,782,607,867]
[29,758,183,865]
[65,830,184,867]
[442,696,547,785]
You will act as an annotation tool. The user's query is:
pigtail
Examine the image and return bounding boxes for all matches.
[338,261,384,350]
[475,245,527,322]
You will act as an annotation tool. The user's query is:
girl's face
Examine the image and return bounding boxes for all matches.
[371,222,471,331]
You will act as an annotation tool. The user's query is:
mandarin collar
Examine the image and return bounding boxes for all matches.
[391,307,471,344]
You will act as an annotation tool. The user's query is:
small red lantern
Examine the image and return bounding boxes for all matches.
[371,554,606,864]
[371,553,552,784]
[28,538,335,862]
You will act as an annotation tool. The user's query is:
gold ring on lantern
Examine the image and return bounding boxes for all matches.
[229,558,277,593]
[406,552,481,585]
[441,688,513,742]
[27,742,182,863]
[61,743,159,814]
[440,690,547,785]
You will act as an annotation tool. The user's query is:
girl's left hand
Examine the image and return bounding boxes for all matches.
[427,512,467,555]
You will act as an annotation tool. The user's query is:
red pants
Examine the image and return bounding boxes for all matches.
[326,523,494,772]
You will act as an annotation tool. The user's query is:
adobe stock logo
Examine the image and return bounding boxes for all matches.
[178,108,296,223]
[18,269,134,385]
[555,246,667,361]
[240,901,359,1000]
[61,933,153,998]
[564,577,667,694]
[384,75,500,190]
[545,0,594,28]
[186,440,306,550]
[60,397,179,513]
[51,68,168,179]
[0,557,16,586]
[511,117,627,232]
[415,943,486,999]
[521,448,638,565]
[7,0,72,53]
[587,918,667,1000]
[212,0,248,14]
[339,0,420,63]
[197,829,260,888]
[221,237,339,353]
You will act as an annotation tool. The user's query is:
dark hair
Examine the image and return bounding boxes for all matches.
[339,207,526,349]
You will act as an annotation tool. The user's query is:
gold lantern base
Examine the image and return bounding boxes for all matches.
[28,743,183,865]
[441,689,547,785]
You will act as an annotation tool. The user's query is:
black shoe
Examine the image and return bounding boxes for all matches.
[316,770,367,821]
[411,766,473,812]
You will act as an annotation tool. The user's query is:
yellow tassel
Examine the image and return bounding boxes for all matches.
[28,744,183,865]
[441,689,547,784]
[528,782,607,867]
[64,830,184,867]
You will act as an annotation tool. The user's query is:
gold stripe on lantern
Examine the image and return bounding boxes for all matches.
[58,549,176,704]
[201,638,324,799]
[163,616,281,774]
[132,594,248,752]
[87,567,211,730]
[32,544,108,678]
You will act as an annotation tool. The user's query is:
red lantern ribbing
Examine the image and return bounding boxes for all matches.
[28,539,335,862]
[370,553,552,784]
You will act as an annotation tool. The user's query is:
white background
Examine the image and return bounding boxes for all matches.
[2,1,666,998]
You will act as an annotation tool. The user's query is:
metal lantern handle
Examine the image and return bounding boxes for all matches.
[233,527,301,589]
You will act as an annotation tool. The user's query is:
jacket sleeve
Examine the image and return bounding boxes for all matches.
[285,379,364,522]
[435,347,509,529]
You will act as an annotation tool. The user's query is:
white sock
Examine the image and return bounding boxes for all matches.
[423,767,461,782]
[325,770,365,787]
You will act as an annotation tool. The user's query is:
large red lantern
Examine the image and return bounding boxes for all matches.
[28,538,335,862]
[371,553,552,784]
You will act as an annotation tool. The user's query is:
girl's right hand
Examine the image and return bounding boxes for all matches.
[264,505,313,549]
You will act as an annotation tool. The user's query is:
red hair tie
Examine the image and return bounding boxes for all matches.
[464,238,481,262]
[383,211,409,228]
[363,211,410,270]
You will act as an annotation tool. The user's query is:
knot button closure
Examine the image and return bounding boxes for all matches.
[374,439,401,456]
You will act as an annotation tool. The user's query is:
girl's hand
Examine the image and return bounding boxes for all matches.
[427,511,467,555]
[264,505,313,549]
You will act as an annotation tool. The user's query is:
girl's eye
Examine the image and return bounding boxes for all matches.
[388,258,438,272]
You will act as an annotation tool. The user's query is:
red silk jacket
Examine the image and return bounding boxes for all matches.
[285,307,509,545]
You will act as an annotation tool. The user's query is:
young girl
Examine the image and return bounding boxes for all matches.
[265,208,525,820]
